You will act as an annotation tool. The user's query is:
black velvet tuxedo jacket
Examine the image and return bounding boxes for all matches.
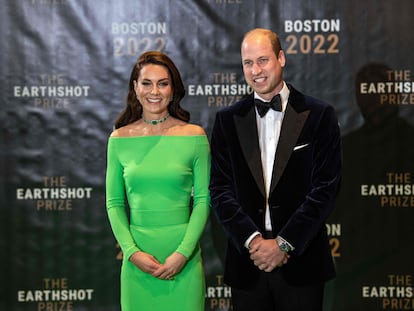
[209,84,342,289]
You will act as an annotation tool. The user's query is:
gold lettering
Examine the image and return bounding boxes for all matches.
[36,200,73,211]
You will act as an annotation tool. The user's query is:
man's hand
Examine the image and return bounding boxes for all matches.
[249,236,289,272]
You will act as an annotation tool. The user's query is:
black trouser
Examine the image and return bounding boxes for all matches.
[231,269,324,311]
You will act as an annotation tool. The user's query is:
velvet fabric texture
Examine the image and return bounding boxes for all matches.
[209,85,342,289]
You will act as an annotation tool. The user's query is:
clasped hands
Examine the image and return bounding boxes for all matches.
[129,251,187,280]
[249,235,289,273]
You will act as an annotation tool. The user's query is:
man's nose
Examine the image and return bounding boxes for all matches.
[251,62,261,75]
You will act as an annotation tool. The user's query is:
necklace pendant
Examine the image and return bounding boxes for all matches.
[143,113,170,125]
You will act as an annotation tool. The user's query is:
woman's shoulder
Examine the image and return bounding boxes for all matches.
[180,123,206,136]
[110,122,143,137]
[167,119,206,136]
[110,126,132,138]
[109,120,206,137]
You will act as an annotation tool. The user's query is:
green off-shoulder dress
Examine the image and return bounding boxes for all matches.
[105,135,210,311]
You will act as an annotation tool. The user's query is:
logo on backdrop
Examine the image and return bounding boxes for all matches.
[112,21,167,57]
[17,277,94,310]
[362,274,413,310]
[16,176,93,211]
[187,72,253,107]
[206,275,232,310]
[358,69,414,105]
[339,63,414,210]
[13,74,91,109]
[361,172,414,208]
[327,223,341,258]
[284,18,340,55]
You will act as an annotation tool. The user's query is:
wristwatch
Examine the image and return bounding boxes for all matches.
[276,236,292,253]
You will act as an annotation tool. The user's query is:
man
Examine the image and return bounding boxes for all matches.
[209,28,342,311]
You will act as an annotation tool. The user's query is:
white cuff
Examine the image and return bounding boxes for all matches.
[244,231,261,249]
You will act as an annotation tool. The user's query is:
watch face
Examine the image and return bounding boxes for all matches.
[276,237,291,252]
[278,241,290,252]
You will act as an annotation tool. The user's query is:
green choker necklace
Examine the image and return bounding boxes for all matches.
[143,113,170,125]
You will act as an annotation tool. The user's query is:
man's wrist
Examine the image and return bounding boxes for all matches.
[245,231,262,249]
[276,236,294,253]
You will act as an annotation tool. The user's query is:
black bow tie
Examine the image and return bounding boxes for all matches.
[254,94,282,117]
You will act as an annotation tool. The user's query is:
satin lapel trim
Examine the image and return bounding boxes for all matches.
[234,109,266,197]
[270,104,310,193]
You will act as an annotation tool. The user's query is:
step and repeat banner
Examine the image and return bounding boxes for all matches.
[1,0,413,310]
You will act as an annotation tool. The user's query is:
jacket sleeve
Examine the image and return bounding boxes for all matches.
[279,104,342,256]
[209,112,260,253]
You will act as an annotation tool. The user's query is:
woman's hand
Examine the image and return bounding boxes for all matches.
[129,251,162,274]
[151,252,187,280]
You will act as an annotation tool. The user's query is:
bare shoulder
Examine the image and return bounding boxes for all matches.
[110,127,129,137]
[110,123,142,137]
[110,128,122,137]
[178,123,206,136]
[184,123,206,135]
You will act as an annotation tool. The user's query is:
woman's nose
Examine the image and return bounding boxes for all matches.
[150,86,160,94]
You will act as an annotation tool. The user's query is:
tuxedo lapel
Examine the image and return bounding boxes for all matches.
[234,103,266,197]
[270,103,310,194]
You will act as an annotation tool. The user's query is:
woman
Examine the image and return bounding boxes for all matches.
[105,51,210,311]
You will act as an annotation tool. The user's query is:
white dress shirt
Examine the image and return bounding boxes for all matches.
[257,82,289,231]
[244,81,290,248]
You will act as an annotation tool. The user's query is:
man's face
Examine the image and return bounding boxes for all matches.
[241,33,285,100]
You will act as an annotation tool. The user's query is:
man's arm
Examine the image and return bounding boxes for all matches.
[209,112,260,253]
[279,104,342,256]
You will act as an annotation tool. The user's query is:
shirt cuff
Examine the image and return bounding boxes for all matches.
[244,231,262,249]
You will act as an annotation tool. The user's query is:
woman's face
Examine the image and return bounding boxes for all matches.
[134,64,173,117]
